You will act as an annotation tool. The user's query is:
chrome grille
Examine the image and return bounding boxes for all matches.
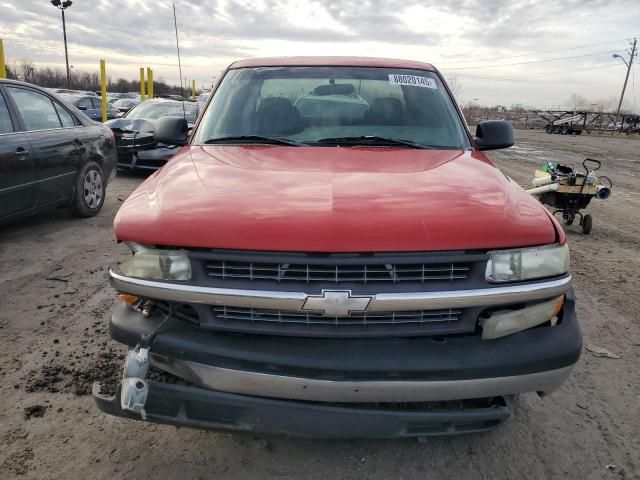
[204,261,470,284]
[213,306,461,326]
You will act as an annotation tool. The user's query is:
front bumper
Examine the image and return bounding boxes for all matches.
[94,293,581,436]
[148,354,574,403]
[93,381,513,439]
[116,145,178,171]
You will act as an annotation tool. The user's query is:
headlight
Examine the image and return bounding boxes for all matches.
[114,243,191,281]
[486,243,570,283]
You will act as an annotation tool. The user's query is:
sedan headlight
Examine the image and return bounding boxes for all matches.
[115,243,191,281]
[486,243,570,283]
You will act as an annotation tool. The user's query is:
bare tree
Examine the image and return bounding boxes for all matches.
[4,60,185,95]
[5,63,18,80]
[592,96,618,112]
[565,94,588,111]
[446,75,463,99]
[17,61,37,83]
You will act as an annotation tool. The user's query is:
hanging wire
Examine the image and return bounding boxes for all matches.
[458,62,620,83]
[441,36,639,65]
[173,3,186,120]
[443,50,622,70]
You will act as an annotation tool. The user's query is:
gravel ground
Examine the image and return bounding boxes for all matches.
[0,129,638,479]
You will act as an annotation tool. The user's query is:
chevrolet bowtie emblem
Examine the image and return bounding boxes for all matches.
[301,290,372,317]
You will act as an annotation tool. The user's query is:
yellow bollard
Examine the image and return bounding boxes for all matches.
[147,67,154,99]
[0,39,6,79]
[100,59,107,122]
[139,67,146,101]
[192,79,196,101]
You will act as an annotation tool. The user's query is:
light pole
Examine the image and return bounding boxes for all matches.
[50,0,73,89]
[612,38,637,116]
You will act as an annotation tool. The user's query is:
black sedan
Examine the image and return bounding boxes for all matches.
[0,79,116,224]
[105,98,197,171]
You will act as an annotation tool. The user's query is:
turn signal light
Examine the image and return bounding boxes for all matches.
[118,294,139,306]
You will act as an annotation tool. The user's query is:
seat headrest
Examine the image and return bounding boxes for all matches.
[256,97,301,135]
[365,97,404,125]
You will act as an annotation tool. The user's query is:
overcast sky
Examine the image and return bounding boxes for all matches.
[1,0,639,108]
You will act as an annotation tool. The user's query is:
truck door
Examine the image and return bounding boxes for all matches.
[5,86,80,206]
[0,88,35,219]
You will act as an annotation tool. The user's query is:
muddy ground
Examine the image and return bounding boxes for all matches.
[0,129,638,479]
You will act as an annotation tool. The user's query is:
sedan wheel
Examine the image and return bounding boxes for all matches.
[71,161,106,217]
[83,169,103,209]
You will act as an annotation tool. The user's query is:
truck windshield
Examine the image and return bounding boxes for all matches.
[192,66,469,149]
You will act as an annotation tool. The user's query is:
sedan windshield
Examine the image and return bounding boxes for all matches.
[193,66,468,149]
[113,99,139,108]
[125,101,197,123]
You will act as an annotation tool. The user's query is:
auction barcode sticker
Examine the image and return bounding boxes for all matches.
[388,74,437,89]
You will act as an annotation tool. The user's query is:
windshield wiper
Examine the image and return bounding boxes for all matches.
[313,136,431,149]
[203,135,306,146]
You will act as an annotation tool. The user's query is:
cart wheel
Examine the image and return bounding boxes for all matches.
[553,126,561,134]
[581,214,593,234]
[563,212,575,226]
[561,126,569,134]
[545,125,554,134]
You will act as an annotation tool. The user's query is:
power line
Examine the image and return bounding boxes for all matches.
[443,50,621,70]
[440,36,638,65]
[459,62,621,82]
[461,62,619,81]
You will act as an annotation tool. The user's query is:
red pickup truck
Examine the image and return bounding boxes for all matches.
[94,57,581,438]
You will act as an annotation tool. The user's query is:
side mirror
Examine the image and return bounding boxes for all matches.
[154,116,188,146]
[78,105,88,111]
[474,120,514,151]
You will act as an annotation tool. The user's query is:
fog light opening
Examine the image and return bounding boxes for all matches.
[480,296,565,340]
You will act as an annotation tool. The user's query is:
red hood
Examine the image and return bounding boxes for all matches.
[114,145,557,252]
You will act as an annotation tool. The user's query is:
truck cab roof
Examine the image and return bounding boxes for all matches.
[229,56,436,71]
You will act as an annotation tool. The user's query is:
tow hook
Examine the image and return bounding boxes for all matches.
[120,347,150,418]
[141,300,155,317]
